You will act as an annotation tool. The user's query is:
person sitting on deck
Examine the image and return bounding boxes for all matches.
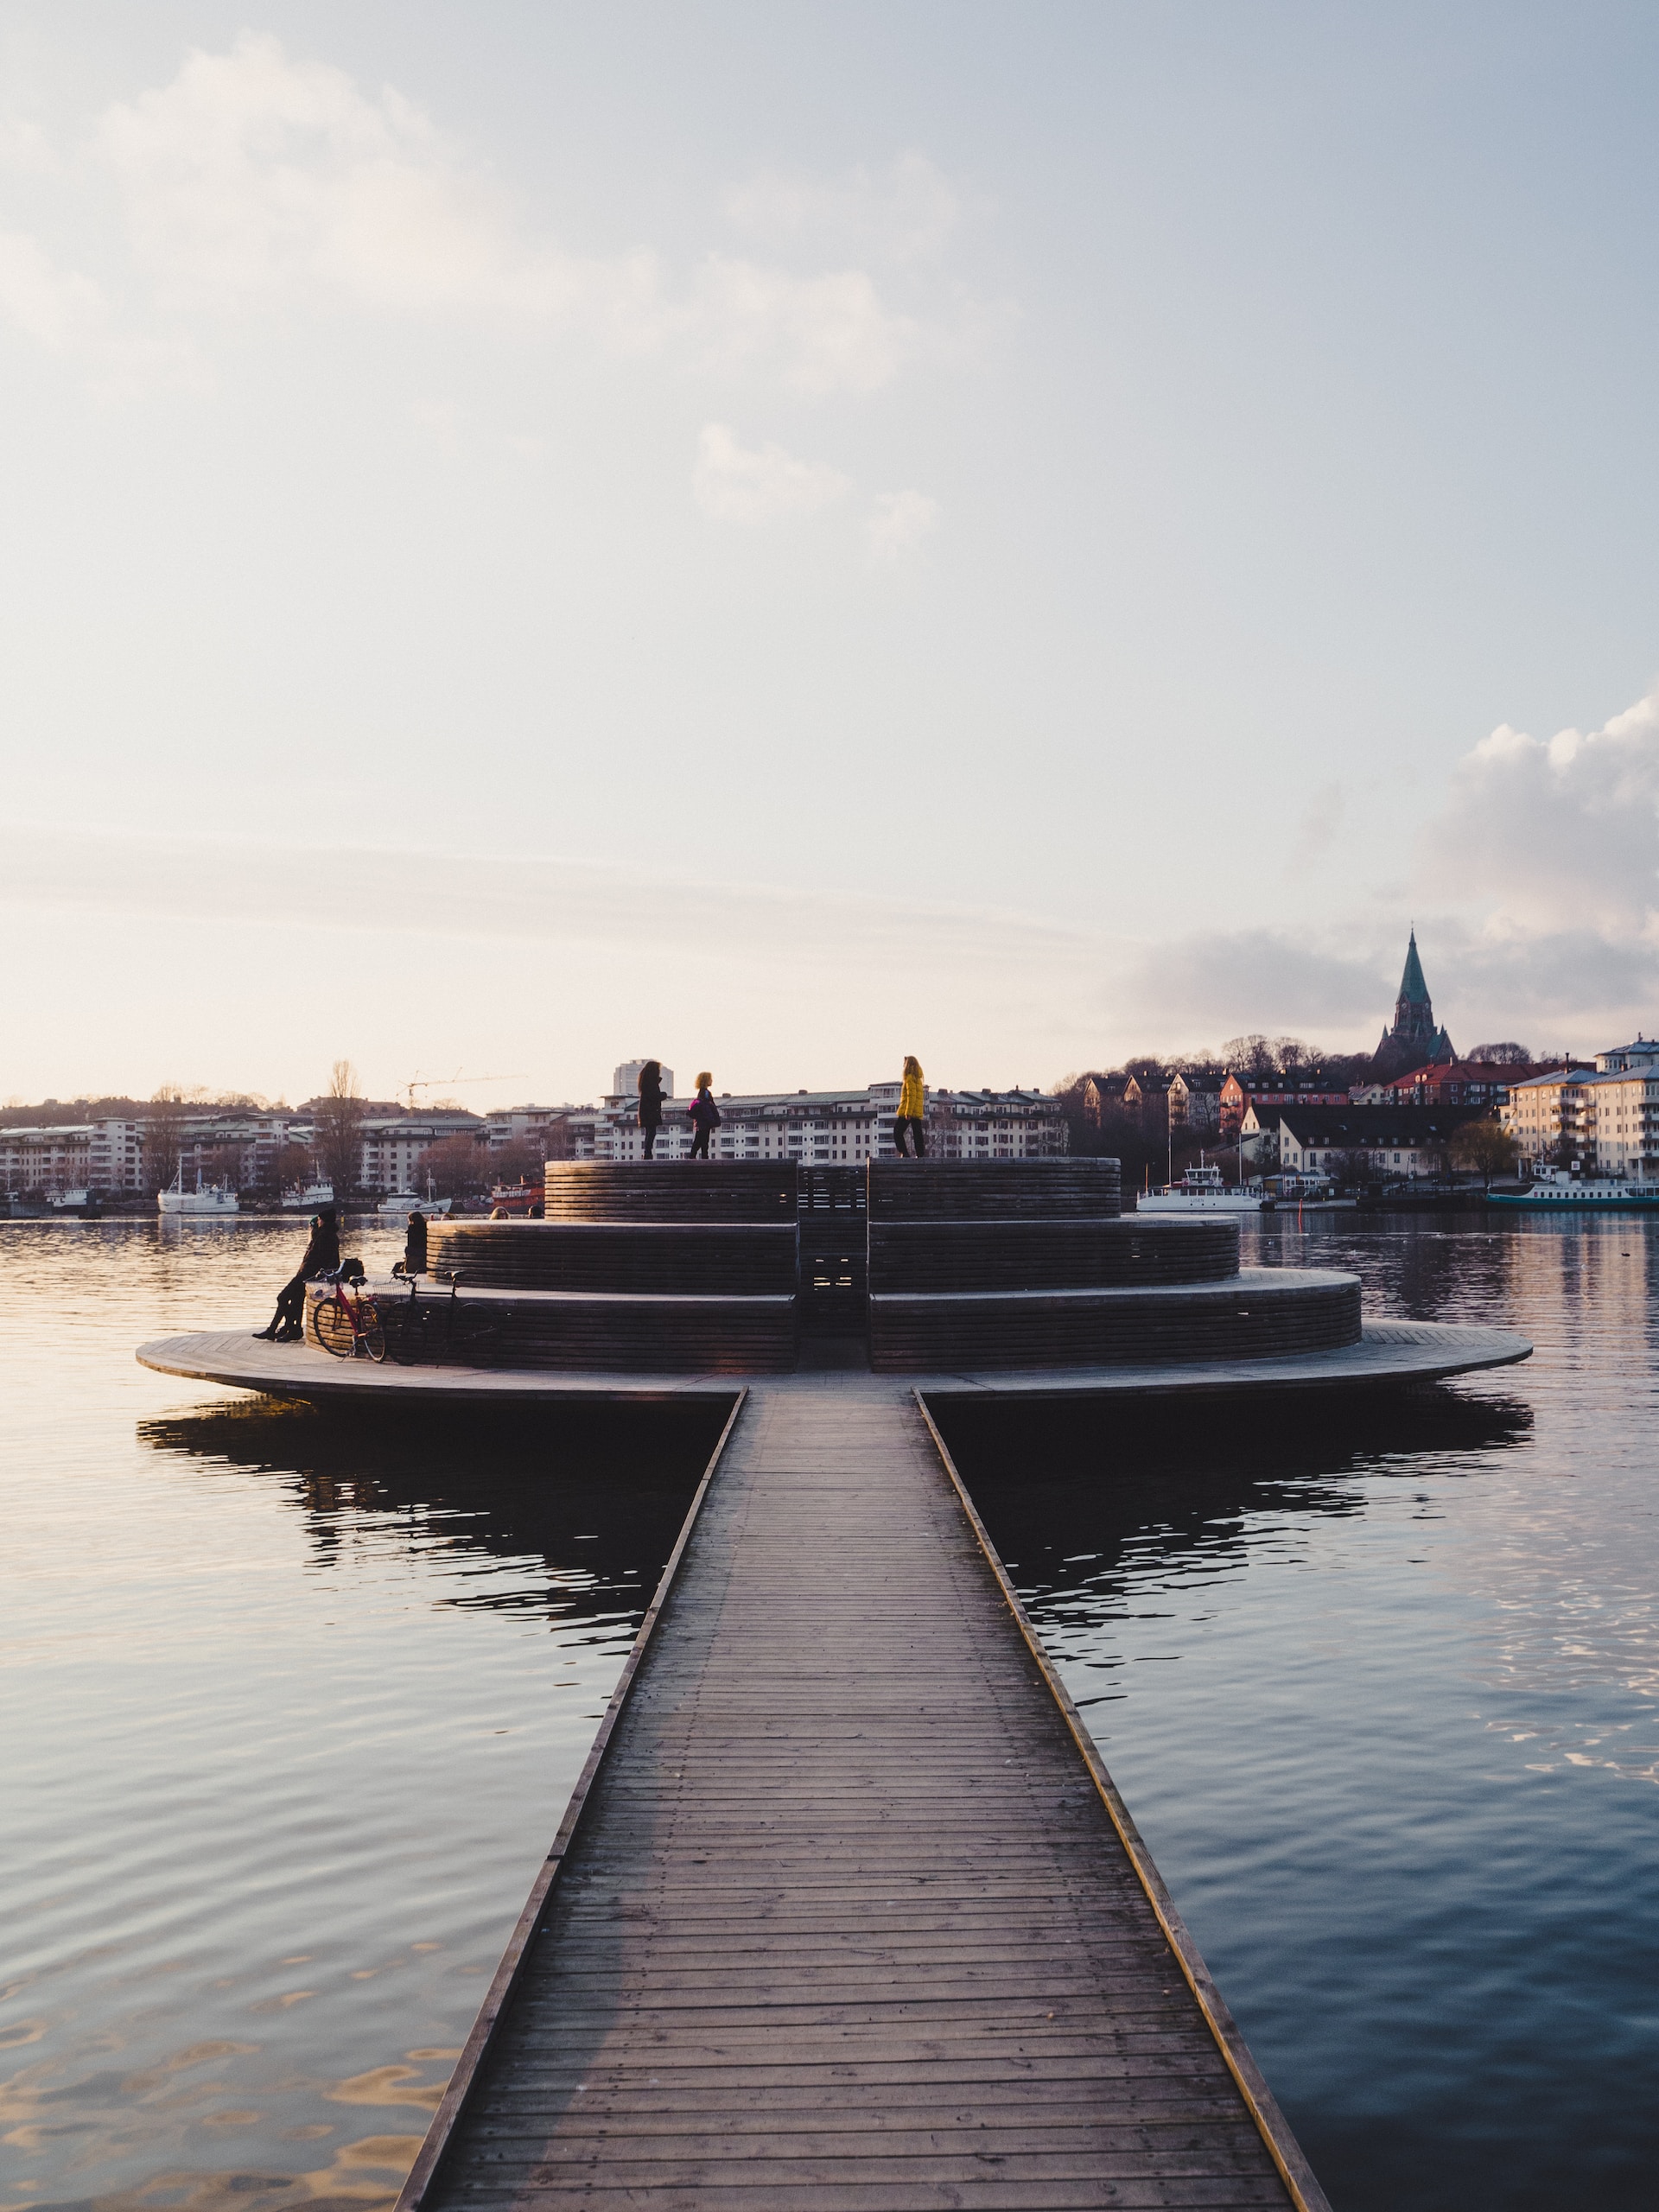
[638,1060,665,1158]
[688,1073,721,1160]
[252,1206,340,1343]
[893,1056,926,1157]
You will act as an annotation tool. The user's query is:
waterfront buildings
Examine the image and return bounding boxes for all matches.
[1243,1101,1484,1180]
[0,1119,143,1198]
[1217,1073,1351,1137]
[1502,1041,1659,1177]
[536,1080,1065,1166]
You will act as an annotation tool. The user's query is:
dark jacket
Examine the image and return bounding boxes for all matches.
[689,1087,722,1131]
[638,1068,665,1130]
[297,1216,340,1280]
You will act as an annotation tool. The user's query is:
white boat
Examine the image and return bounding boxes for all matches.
[1490,1163,1659,1210]
[47,1187,91,1211]
[1136,1163,1266,1214]
[377,1187,452,1219]
[157,1165,239,1215]
[282,1179,335,1211]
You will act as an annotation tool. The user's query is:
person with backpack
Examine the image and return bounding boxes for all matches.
[893,1056,927,1157]
[638,1060,666,1158]
[253,1206,340,1342]
[688,1073,721,1160]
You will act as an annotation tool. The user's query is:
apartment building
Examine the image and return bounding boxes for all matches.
[541,1082,1066,1167]
[357,1113,484,1193]
[0,1119,144,1196]
[1503,1047,1659,1177]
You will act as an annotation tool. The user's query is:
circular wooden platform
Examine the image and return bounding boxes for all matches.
[136,1317,1532,1407]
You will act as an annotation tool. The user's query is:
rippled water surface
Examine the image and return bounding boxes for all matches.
[7,1214,1659,2212]
[0,1220,724,2212]
[938,1210,1659,2212]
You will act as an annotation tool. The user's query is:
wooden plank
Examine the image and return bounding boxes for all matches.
[398,1384,1327,2212]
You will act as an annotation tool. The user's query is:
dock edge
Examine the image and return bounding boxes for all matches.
[390,1387,749,2212]
[912,1387,1334,2212]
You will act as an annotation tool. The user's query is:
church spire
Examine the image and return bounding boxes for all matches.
[1397,928,1430,1009]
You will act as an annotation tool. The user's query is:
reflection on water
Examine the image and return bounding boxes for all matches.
[9,1216,1659,2212]
[0,1221,724,2212]
[937,1211,1659,2212]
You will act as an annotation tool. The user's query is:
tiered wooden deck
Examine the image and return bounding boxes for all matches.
[398,1383,1326,2212]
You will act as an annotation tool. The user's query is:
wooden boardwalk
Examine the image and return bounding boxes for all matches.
[402,1382,1327,2212]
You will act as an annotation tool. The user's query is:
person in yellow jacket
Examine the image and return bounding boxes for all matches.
[893,1056,926,1157]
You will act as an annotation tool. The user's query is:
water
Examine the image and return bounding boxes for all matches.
[0,1219,725,2212]
[937,1209,1659,2211]
[5,1214,1657,2211]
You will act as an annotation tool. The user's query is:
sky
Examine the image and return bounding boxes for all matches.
[3,2,1657,1109]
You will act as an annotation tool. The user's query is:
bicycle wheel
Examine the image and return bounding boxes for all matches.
[313,1294,356,1357]
[384,1300,423,1365]
[359,1297,386,1363]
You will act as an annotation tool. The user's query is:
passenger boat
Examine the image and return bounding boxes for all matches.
[1490,1164,1659,1209]
[1136,1162,1266,1213]
[282,1179,334,1211]
[157,1166,239,1215]
[378,1187,453,1219]
[46,1186,103,1217]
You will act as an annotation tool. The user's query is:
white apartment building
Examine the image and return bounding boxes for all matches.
[545,1083,1066,1166]
[0,1119,144,1196]
[1503,1053,1659,1178]
[357,1113,485,1193]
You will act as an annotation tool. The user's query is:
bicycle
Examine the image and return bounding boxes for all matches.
[310,1262,386,1363]
[383,1268,504,1366]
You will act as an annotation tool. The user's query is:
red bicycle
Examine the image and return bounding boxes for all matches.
[310,1264,386,1363]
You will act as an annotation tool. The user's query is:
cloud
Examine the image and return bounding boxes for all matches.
[867,487,938,562]
[691,256,918,396]
[724,152,960,264]
[0,35,937,398]
[1421,685,1659,938]
[692,423,849,524]
[0,225,202,394]
[95,33,666,343]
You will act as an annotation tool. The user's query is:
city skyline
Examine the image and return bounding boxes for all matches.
[3,5,1656,1103]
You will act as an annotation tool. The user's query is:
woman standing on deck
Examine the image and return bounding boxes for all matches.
[688,1073,721,1160]
[638,1061,666,1159]
[893,1056,926,1157]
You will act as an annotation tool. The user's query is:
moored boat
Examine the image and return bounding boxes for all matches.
[1490,1164,1659,1209]
[157,1166,239,1216]
[1136,1162,1266,1214]
[282,1179,334,1211]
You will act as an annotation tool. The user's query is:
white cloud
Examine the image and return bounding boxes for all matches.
[0,34,932,397]
[1421,684,1659,938]
[724,152,960,264]
[867,487,938,562]
[693,423,849,524]
[0,225,202,394]
[690,257,918,396]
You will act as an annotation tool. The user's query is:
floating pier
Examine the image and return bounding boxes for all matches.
[398,1381,1327,2212]
[136,1159,1533,2209]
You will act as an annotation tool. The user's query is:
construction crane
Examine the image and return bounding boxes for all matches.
[401,1072,525,1109]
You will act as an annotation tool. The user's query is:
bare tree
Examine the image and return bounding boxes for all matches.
[1223,1034,1277,1081]
[143,1083,205,1194]
[416,1134,494,1202]
[1450,1120,1520,1189]
[1465,1041,1532,1065]
[312,1059,367,1204]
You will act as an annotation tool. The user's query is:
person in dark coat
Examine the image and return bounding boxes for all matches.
[403,1208,428,1276]
[253,1206,340,1342]
[688,1072,721,1160]
[638,1061,666,1158]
